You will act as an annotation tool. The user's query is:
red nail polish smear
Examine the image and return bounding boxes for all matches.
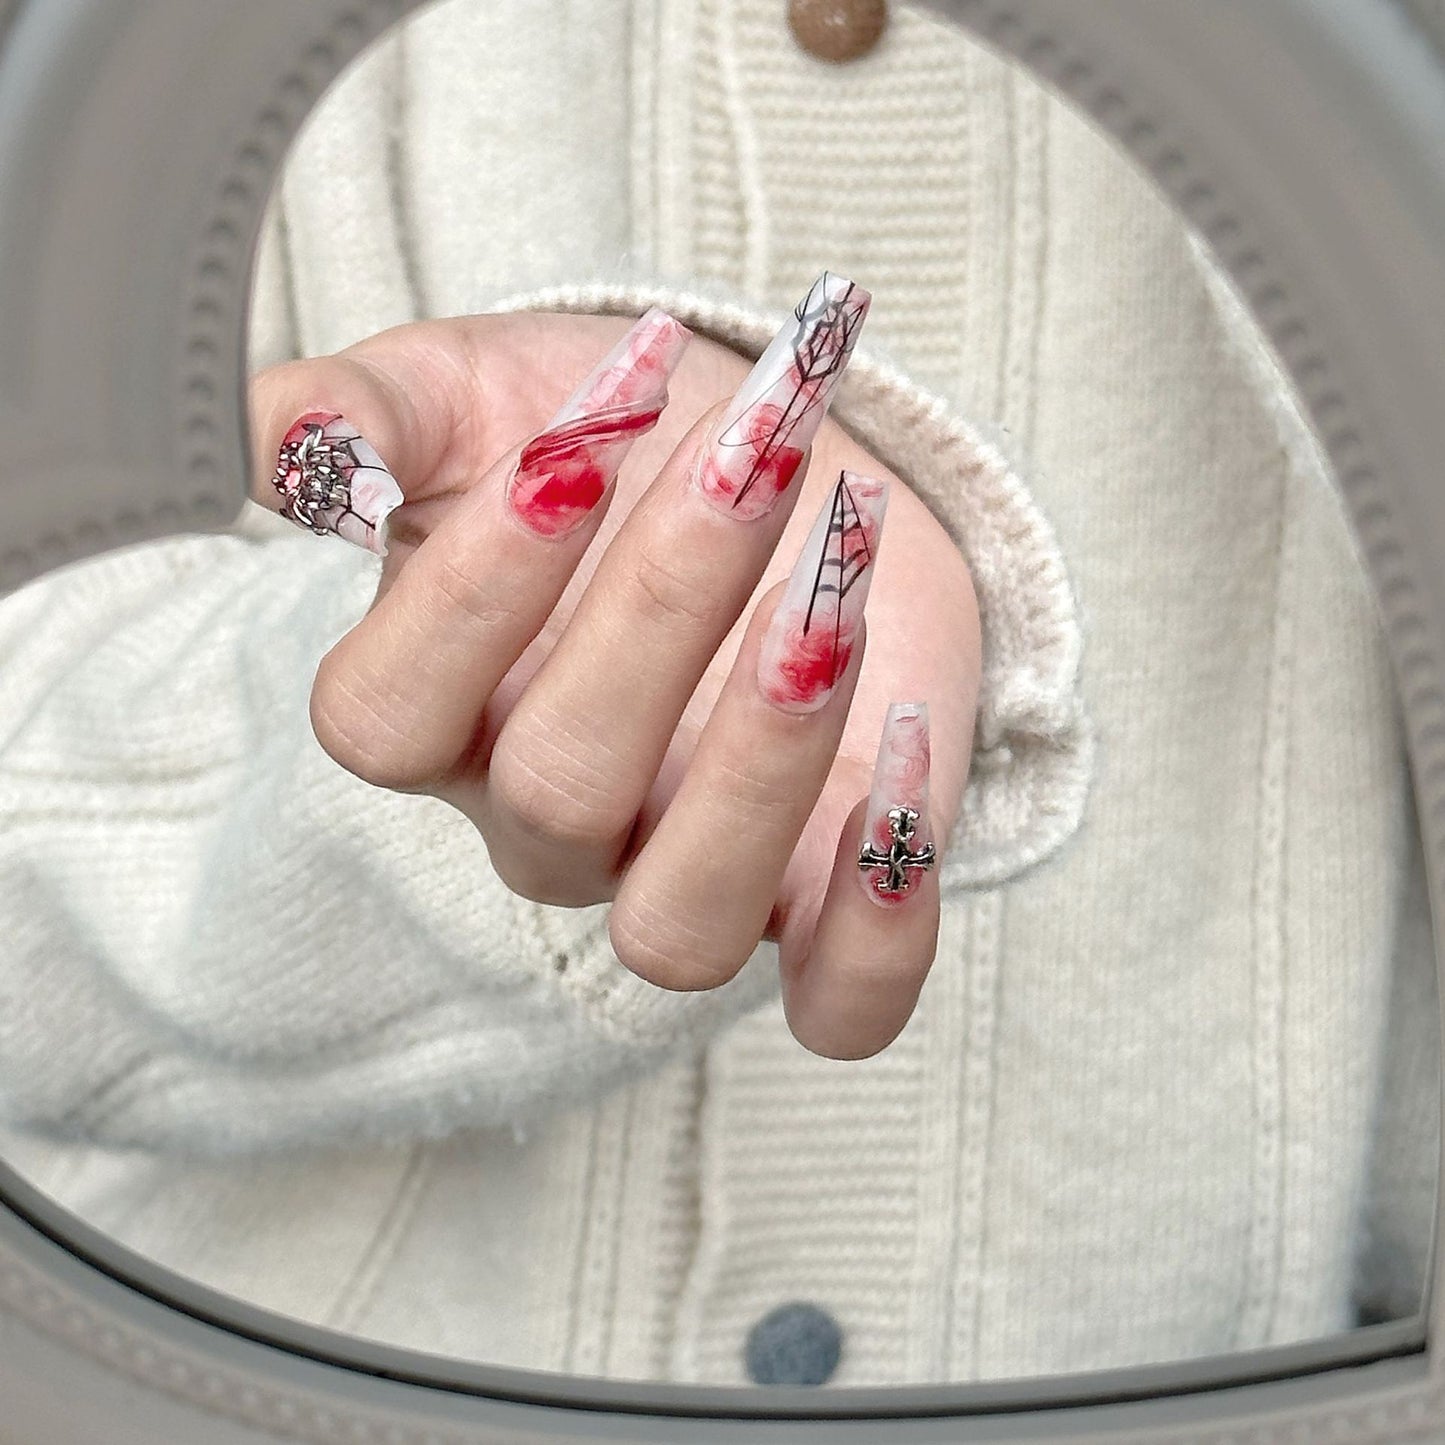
[769,615,854,707]
[511,405,658,537]
[508,309,690,539]
[696,272,871,522]
[698,402,808,519]
[757,470,889,714]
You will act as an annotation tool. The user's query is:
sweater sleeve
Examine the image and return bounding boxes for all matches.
[0,291,1091,1158]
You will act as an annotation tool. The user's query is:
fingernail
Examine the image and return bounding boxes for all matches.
[508,308,691,539]
[757,469,888,714]
[694,271,871,522]
[273,411,403,556]
[857,702,935,908]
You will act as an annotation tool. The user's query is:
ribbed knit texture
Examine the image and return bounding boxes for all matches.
[1,0,1427,1388]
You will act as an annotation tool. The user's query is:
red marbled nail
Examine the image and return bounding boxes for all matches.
[272,412,403,555]
[756,469,888,714]
[507,308,691,539]
[856,702,936,908]
[693,271,870,522]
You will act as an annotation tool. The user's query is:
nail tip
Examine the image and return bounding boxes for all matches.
[838,471,891,541]
[840,468,889,500]
[699,276,863,522]
[884,699,930,724]
[816,267,872,303]
[552,308,691,427]
[860,695,935,896]
[636,306,693,355]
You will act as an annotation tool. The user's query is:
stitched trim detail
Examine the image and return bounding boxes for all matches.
[1233,440,1295,1350]
[950,888,1006,1378]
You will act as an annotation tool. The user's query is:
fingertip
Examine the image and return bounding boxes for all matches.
[248,349,450,543]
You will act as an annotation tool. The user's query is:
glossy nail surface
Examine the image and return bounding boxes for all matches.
[508,308,691,539]
[857,702,935,908]
[273,412,403,556]
[695,272,870,522]
[757,469,888,714]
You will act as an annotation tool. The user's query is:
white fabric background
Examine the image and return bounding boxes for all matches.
[0,0,1434,1386]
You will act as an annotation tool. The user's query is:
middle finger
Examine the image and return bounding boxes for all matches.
[485,272,871,900]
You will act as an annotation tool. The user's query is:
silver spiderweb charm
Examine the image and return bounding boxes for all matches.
[270,413,403,555]
[274,421,352,536]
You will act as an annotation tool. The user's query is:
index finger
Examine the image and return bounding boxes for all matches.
[303,310,693,794]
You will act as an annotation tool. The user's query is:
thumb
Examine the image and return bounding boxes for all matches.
[247,328,474,554]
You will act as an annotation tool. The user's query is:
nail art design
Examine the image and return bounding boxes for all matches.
[273,412,403,556]
[857,703,935,906]
[695,272,871,522]
[757,469,888,713]
[508,307,691,539]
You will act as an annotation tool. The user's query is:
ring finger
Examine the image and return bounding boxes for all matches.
[606,472,889,991]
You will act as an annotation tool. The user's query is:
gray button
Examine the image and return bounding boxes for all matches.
[744,1302,843,1386]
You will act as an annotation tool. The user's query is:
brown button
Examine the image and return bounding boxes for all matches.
[787,0,889,63]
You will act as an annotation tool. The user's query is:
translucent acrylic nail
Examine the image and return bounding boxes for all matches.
[756,469,888,714]
[857,702,935,907]
[507,308,691,540]
[694,271,870,522]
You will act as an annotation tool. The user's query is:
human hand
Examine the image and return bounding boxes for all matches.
[248,277,981,1059]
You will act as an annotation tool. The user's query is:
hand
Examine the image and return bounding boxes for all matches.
[248,279,981,1059]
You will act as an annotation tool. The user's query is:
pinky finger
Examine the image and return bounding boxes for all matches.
[781,703,941,1060]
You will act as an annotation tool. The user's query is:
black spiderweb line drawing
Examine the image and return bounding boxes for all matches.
[802,473,875,671]
[275,422,379,544]
[718,276,867,510]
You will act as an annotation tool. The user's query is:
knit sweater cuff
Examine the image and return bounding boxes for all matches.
[477,280,1095,1045]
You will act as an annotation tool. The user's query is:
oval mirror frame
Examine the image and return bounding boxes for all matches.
[1,0,1444,1439]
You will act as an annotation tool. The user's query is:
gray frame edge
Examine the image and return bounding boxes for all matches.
[0,0,1443,1441]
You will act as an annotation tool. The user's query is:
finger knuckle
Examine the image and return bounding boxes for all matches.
[608,893,739,992]
[626,538,717,635]
[709,749,795,828]
[310,660,434,793]
[489,740,630,852]
[427,550,524,640]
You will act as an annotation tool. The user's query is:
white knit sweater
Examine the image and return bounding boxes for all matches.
[0,0,1431,1387]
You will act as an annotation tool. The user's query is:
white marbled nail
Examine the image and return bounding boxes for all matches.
[756,469,888,714]
[857,702,935,908]
[693,271,870,522]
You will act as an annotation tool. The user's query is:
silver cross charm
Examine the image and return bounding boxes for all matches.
[857,805,936,896]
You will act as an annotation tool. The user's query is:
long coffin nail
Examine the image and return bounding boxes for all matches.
[857,702,935,908]
[508,308,691,539]
[273,412,403,556]
[757,469,888,714]
[694,271,871,522]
